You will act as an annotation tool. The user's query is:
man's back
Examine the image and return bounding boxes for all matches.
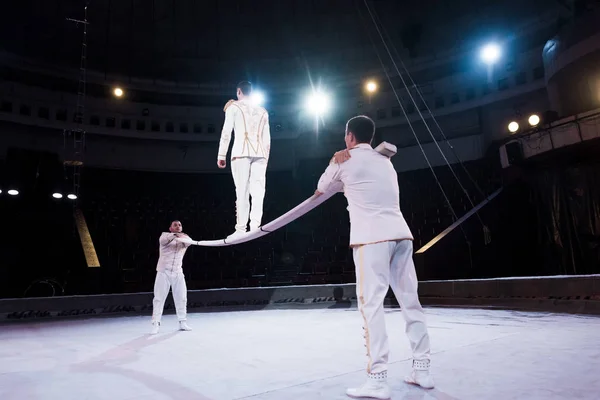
[231,100,267,136]
[333,144,413,246]
[219,98,270,159]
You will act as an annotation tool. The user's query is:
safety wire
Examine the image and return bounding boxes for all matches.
[370,7,489,203]
[358,0,491,246]
[353,0,468,247]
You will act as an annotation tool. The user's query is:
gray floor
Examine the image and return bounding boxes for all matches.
[1,307,599,400]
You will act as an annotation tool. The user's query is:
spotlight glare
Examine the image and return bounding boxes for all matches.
[52,193,63,199]
[8,189,19,196]
[528,114,540,126]
[67,194,77,200]
[508,121,519,133]
[113,87,124,97]
[480,43,501,65]
[250,91,265,106]
[366,81,377,93]
[305,90,331,116]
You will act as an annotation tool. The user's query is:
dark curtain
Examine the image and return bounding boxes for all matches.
[529,162,600,275]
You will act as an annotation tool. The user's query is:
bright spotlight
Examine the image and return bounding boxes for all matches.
[250,91,265,106]
[113,87,124,97]
[366,81,377,93]
[52,193,63,199]
[528,114,540,126]
[305,90,331,116]
[480,43,501,65]
[8,189,19,196]
[67,194,78,200]
[508,121,519,133]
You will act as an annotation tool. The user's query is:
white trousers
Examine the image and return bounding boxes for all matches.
[152,270,188,322]
[353,240,431,376]
[231,156,268,232]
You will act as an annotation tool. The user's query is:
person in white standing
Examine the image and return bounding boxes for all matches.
[151,220,193,334]
[217,81,271,239]
[315,115,434,399]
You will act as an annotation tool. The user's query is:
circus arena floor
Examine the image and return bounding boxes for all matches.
[1,306,599,400]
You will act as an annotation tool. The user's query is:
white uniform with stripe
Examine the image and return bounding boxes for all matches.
[218,98,271,233]
[317,143,431,379]
[152,232,192,322]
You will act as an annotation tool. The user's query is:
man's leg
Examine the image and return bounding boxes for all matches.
[231,157,251,234]
[248,157,267,230]
[151,271,171,334]
[171,271,191,331]
[389,240,434,389]
[347,242,393,399]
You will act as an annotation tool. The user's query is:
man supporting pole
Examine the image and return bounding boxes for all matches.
[316,116,434,398]
[150,220,193,335]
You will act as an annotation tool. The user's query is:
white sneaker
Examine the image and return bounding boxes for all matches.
[179,320,192,331]
[150,321,160,335]
[346,372,391,399]
[226,231,246,240]
[404,359,435,389]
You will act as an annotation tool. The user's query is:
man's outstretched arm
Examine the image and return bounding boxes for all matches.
[316,162,344,195]
[331,149,351,164]
[330,142,397,165]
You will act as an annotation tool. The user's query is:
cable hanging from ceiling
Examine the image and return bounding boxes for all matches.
[355,0,492,248]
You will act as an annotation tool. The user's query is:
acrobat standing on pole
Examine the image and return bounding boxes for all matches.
[217,81,271,240]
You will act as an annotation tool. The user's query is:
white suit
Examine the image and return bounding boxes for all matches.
[317,143,431,380]
[218,98,271,233]
[152,232,192,322]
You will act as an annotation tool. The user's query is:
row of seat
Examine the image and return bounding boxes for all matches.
[79,157,501,292]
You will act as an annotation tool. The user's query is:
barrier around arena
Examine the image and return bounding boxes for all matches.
[1,275,599,322]
[416,274,600,315]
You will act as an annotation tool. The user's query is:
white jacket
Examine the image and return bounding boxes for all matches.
[156,232,191,273]
[317,143,413,247]
[217,98,271,161]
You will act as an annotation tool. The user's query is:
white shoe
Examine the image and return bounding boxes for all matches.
[226,231,246,240]
[346,372,391,399]
[150,321,160,335]
[179,320,192,331]
[404,359,435,389]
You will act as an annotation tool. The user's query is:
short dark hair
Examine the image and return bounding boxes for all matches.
[346,115,375,144]
[237,81,252,95]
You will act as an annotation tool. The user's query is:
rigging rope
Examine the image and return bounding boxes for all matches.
[357,0,491,246]
[369,6,489,203]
